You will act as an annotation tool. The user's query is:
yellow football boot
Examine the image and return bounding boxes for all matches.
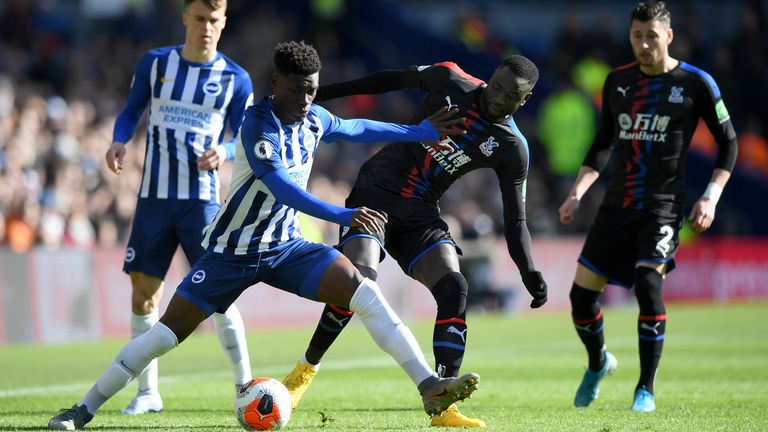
[281,361,318,409]
[431,404,486,428]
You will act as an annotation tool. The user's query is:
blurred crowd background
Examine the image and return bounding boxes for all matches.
[1,0,766,254]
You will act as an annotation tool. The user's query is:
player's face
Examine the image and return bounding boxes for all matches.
[183,0,227,52]
[480,67,533,122]
[271,72,319,124]
[630,19,673,71]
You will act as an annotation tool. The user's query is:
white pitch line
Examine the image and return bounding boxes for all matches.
[0,356,396,398]
[3,332,718,399]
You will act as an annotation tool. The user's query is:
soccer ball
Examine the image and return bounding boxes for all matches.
[235,377,292,430]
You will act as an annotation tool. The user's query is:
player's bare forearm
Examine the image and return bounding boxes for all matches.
[559,166,600,224]
[570,166,601,200]
[689,168,731,234]
[707,168,731,189]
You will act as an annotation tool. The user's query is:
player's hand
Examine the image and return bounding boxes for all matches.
[198,146,227,170]
[423,106,466,152]
[426,106,465,135]
[521,270,547,308]
[559,196,580,224]
[349,207,387,237]
[105,142,126,175]
[688,197,716,234]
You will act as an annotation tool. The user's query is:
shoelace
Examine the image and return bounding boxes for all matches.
[56,407,77,419]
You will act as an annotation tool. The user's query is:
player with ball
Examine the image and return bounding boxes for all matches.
[48,40,479,431]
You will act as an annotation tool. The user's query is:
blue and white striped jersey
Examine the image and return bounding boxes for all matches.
[202,96,440,256]
[113,45,253,203]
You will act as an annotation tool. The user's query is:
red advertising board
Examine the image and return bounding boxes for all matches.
[665,239,768,302]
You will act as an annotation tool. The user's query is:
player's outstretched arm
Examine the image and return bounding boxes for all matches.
[688,168,731,234]
[325,107,463,145]
[316,69,419,102]
[559,166,601,224]
[261,169,387,236]
[260,169,355,226]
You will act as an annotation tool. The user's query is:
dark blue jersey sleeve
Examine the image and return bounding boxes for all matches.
[221,72,254,160]
[316,105,439,143]
[240,109,283,178]
[685,64,738,172]
[113,51,154,143]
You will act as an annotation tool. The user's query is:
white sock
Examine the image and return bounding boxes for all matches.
[212,305,252,386]
[131,311,159,393]
[79,322,178,414]
[348,278,435,385]
[300,355,321,371]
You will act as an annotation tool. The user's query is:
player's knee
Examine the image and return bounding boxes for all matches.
[130,271,163,291]
[353,263,378,281]
[212,308,245,344]
[570,284,601,318]
[130,272,164,311]
[348,278,386,318]
[574,264,607,291]
[131,291,158,314]
[634,266,665,315]
[431,272,468,319]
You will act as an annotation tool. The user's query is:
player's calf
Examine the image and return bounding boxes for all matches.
[634,266,666,394]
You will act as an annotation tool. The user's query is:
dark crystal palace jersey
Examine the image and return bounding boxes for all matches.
[583,61,737,217]
[350,62,530,221]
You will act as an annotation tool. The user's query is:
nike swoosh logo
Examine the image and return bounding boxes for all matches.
[425,388,449,399]
[120,360,138,375]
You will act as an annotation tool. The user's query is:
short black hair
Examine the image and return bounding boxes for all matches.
[273,41,322,75]
[631,1,671,27]
[184,0,226,10]
[500,55,539,87]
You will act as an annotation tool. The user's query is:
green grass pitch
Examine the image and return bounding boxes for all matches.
[1,302,766,431]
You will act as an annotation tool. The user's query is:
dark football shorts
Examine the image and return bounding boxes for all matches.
[124,198,220,278]
[337,187,462,276]
[177,237,341,316]
[578,206,682,288]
